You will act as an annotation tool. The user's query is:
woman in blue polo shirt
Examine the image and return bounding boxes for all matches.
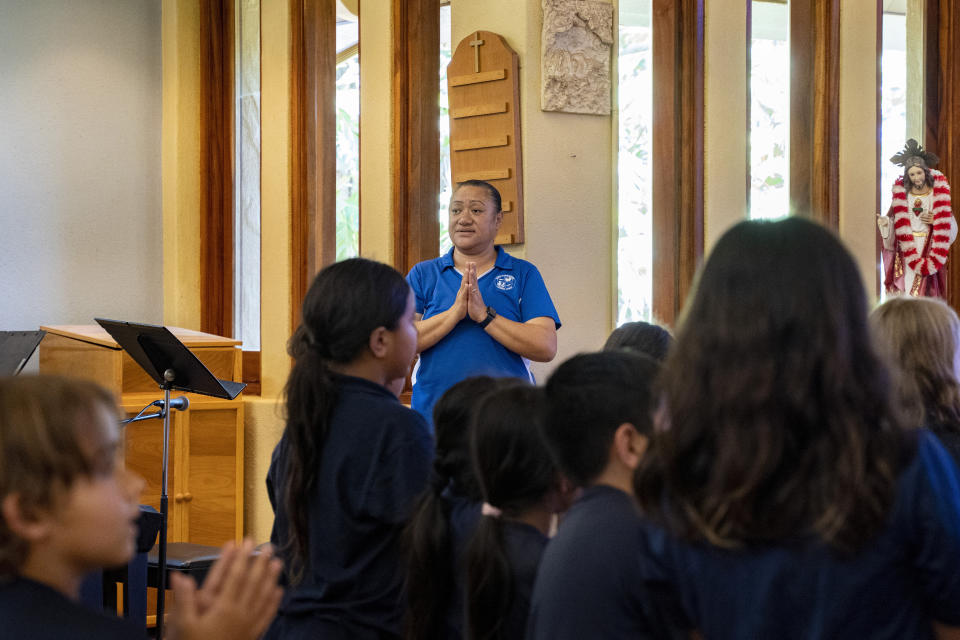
[406,180,561,426]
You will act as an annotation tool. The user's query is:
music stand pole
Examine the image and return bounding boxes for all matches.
[93,318,247,638]
[155,369,175,640]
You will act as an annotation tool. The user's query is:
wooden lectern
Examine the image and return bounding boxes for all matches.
[38,325,244,546]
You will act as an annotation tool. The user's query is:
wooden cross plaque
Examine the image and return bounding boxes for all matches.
[447,30,524,244]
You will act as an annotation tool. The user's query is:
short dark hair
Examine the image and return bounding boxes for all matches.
[603,321,673,361]
[455,179,503,213]
[635,218,910,552]
[544,351,660,487]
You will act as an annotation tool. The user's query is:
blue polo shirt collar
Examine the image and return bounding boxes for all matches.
[440,246,515,271]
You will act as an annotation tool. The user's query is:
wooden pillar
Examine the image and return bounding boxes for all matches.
[199,0,235,337]
[652,0,704,324]
[789,0,840,228]
[392,0,440,276]
[290,0,337,330]
[926,0,960,308]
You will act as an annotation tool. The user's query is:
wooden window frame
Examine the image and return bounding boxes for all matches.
[200,0,236,340]
[392,0,441,276]
[925,0,960,307]
[199,1,267,393]
[290,0,338,335]
[651,0,705,325]
[789,0,840,227]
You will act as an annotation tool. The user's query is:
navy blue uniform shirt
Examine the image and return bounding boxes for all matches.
[495,520,549,640]
[265,375,432,639]
[0,576,142,640]
[527,485,685,640]
[643,429,960,640]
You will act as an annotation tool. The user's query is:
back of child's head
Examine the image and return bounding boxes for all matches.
[402,375,514,640]
[544,351,660,487]
[871,296,960,427]
[466,382,557,640]
[602,321,673,362]
[282,257,411,585]
[470,384,555,516]
[636,218,909,553]
[433,376,518,501]
[0,375,115,579]
[289,257,411,366]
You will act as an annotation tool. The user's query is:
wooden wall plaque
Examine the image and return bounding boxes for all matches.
[447,31,524,244]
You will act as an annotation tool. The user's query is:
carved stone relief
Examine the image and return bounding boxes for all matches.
[541,0,614,115]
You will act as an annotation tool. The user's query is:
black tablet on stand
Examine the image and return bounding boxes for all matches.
[0,330,46,376]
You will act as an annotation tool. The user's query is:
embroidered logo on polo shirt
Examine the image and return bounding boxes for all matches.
[494,274,516,291]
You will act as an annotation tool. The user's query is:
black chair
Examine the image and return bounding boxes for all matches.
[99,506,163,625]
[147,542,221,588]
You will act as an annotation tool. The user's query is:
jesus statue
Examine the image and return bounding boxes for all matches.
[878,139,956,298]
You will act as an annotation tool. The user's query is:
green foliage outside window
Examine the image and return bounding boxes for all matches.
[336,55,360,261]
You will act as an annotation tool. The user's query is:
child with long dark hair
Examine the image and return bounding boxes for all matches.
[465,383,571,640]
[402,375,513,640]
[872,296,960,464]
[635,218,960,638]
[264,258,433,639]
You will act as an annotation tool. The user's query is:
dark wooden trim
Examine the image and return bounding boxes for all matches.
[789,0,840,228]
[242,350,262,396]
[926,0,960,308]
[392,0,441,275]
[875,0,883,296]
[651,0,705,325]
[290,0,337,333]
[200,0,235,337]
[677,0,705,307]
[924,0,940,155]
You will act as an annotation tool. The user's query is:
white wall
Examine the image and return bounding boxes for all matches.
[0,0,162,338]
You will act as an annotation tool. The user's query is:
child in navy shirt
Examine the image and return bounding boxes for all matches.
[528,351,683,640]
[871,296,960,465]
[635,218,960,638]
[402,375,514,640]
[265,258,432,639]
[464,383,571,640]
[0,375,282,640]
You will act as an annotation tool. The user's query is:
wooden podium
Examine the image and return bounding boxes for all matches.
[38,325,244,546]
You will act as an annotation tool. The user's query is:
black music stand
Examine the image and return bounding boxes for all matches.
[95,318,245,638]
[0,330,46,375]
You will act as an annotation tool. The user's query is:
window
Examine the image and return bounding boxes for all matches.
[749,0,789,220]
[336,18,360,260]
[234,0,261,350]
[880,8,908,202]
[438,3,453,254]
[617,0,653,324]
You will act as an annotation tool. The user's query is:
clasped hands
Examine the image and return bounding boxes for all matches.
[452,262,491,323]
